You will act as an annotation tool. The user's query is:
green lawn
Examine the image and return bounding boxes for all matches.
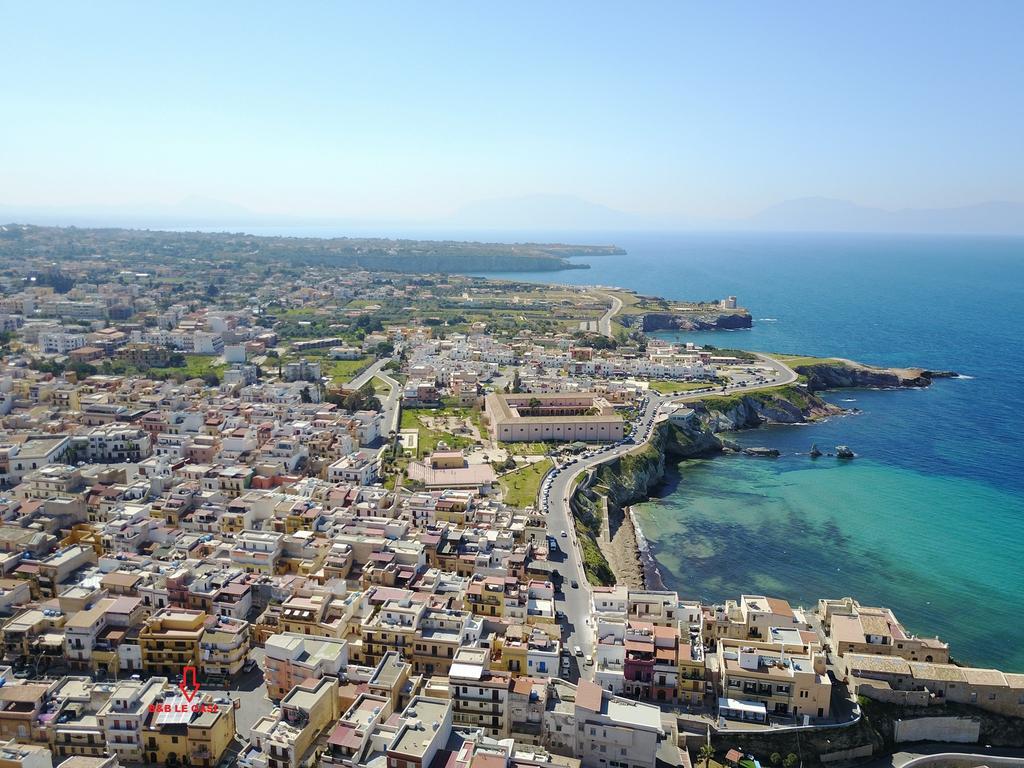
[470,408,489,440]
[646,379,714,395]
[322,356,375,384]
[154,354,227,381]
[499,458,553,508]
[399,409,476,458]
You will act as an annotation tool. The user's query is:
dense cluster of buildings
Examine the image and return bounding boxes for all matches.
[0,261,1018,768]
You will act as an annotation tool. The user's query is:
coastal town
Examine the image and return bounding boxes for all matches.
[0,231,1019,768]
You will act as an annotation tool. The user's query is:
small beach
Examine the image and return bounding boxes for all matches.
[595,502,647,589]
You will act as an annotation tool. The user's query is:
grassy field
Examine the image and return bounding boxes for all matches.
[399,408,476,458]
[470,408,488,440]
[156,354,227,381]
[645,379,714,395]
[322,356,375,384]
[499,459,553,508]
[770,353,842,367]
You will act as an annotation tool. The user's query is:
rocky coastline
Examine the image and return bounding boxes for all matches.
[572,364,953,585]
[621,310,753,332]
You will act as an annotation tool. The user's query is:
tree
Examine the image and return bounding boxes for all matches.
[783,754,798,768]
[698,744,715,768]
[68,361,98,379]
[205,283,220,297]
[375,340,395,357]
[342,380,382,412]
[770,754,782,766]
[511,370,522,393]
[300,385,312,403]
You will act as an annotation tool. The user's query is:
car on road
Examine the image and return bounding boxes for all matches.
[556,610,566,620]
[570,579,579,589]
[574,645,583,657]
[560,530,567,537]
[584,654,594,666]
[243,658,258,673]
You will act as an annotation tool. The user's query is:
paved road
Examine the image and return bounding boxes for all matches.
[663,353,798,405]
[343,356,402,461]
[539,354,798,666]
[375,368,402,435]
[596,291,623,338]
[348,357,388,389]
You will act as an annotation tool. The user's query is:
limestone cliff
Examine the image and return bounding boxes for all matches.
[621,311,753,332]
[694,385,843,430]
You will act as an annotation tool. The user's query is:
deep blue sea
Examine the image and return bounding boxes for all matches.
[473,231,1024,670]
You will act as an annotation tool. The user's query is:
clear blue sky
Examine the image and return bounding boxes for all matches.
[3,1,1022,220]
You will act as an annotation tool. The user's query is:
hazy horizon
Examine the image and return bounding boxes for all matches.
[3,2,1023,231]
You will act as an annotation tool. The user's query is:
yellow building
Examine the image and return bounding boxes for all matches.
[818,598,950,663]
[677,641,706,706]
[248,677,340,768]
[142,691,236,768]
[465,576,507,618]
[718,636,831,722]
[139,608,208,676]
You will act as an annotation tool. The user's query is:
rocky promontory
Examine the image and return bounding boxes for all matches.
[629,311,753,332]
[793,359,958,391]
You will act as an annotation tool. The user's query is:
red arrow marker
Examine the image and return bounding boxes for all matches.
[179,665,201,702]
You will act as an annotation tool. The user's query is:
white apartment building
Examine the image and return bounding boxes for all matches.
[96,677,167,762]
[40,331,88,355]
[544,679,664,768]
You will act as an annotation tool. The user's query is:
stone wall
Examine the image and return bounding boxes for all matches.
[894,716,980,744]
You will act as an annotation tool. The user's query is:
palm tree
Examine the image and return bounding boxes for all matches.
[698,744,715,768]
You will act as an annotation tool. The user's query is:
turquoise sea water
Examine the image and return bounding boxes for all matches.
[472,231,1024,670]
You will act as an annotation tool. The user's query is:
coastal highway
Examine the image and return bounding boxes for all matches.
[540,353,797,668]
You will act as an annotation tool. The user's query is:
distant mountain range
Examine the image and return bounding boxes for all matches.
[2,194,1023,236]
